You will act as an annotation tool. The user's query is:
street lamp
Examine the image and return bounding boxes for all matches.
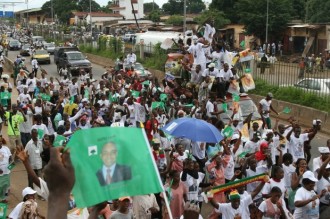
[265,0,269,43]
[90,0,92,39]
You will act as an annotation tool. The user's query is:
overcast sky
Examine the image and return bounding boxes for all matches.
[10,0,169,12]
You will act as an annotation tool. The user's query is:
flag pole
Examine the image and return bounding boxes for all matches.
[141,128,173,219]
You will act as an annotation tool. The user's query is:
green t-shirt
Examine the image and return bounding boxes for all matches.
[5,112,24,136]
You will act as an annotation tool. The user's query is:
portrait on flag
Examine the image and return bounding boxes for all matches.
[96,142,132,186]
[67,127,163,207]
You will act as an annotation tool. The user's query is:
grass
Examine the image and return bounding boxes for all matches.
[250,79,330,113]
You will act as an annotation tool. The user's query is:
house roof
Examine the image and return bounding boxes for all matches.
[73,11,123,18]
[15,7,42,14]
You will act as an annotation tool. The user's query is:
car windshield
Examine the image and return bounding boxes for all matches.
[67,53,84,60]
[134,63,144,70]
[23,45,30,49]
[35,50,48,55]
[10,41,19,45]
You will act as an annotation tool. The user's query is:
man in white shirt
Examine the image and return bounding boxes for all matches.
[258,92,278,129]
[188,35,209,73]
[127,52,136,65]
[31,57,39,77]
[313,147,330,175]
[203,21,216,44]
[217,63,234,99]
[25,129,43,188]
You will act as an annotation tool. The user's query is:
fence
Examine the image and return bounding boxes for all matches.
[244,59,330,102]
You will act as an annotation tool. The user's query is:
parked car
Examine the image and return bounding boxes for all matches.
[8,40,21,50]
[281,78,330,95]
[57,51,92,76]
[32,50,51,64]
[43,42,56,54]
[20,44,31,56]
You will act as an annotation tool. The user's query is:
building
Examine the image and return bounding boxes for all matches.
[15,8,45,25]
[109,0,144,20]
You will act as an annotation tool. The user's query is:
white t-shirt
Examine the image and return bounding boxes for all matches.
[202,68,219,78]
[17,93,32,105]
[294,187,319,219]
[26,78,36,92]
[317,177,330,205]
[262,178,286,199]
[288,133,309,162]
[218,69,234,82]
[31,124,49,140]
[258,198,288,219]
[212,51,224,70]
[206,100,214,118]
[0,146,11,175]
[246,168,263,200]
[203,23,215,43]
[259,99,271,118]
[188,43,207,65]
[244,140,260,153]
[68,83,78,96]
[312,156,323,174]
[217,195,253,219]
[282,164,296,188]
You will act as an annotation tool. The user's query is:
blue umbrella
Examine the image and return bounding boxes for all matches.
[162,118,223,143]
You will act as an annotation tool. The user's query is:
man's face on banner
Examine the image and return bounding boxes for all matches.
[101,143,118,167]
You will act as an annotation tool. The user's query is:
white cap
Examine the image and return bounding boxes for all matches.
[208,63,215,68]
[81,98,89,103]
[302,171,318,182]
[313,119,322,125]
[231,133,240,140]
[192,35,198,41]
[22,187,37,198]
[1,74,9,79]
[318,147,330,154]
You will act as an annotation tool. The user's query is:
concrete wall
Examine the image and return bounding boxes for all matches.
[249,94,330,135]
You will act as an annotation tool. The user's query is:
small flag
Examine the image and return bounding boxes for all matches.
[151,101,165,110]
[67,127,163,207]
[53,135,67,147]
[0,203,7,219]
[233,94,240,102]
[70,96,75,104]
[160,93,167,102]
[282,107,291,114]
[40,93,51,101]
[84,89,89,99]
[7,162,15,170]
[223,126,234,138]
[131,90,140,98]
[183,104,194,108]
[245,68,251,73]
[222,103,228,113]
[141,80,150,86]
[238,150,251,158]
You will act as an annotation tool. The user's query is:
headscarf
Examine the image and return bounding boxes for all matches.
[255,142,269,161]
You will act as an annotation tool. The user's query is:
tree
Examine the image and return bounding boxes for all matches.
[162,0,183,15]
[307,0,330,23]
[76,0,101,12]
[186,0,206,14]
[235,0,293,42]
[209,0,239,23]
[148,10,161,22]
[144,2,160,14]
[194,9,230,29]
[292,0,306,20]
[41,0,77,24]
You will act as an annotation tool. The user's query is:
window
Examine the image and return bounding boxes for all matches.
[296,80,309,88]
[309,80,321,90]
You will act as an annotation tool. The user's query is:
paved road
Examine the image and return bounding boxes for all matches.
[8,48,107,80]
[4,49,330,217]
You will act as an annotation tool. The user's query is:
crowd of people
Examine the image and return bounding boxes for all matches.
[0,25,327,219]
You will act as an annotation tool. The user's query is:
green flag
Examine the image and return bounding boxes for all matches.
[37,129,44,140]
[233,94,240,102]
[67,127,163,207]
[160,93,167,102]
[183,104,194,108]
[245,68,251,73]
[40,93,51,101]
[84,89,89,99]
[282,107,291,114]
[240,40,245,49]
[223,126,234,138]
[0,92,11,100]
[0,203,7,219]
[142,80,150,86]
[222,103,228,113]
[7,162,15,170]
[70,96,74,104]
[131,90,140,98]
[53,135,67,147]
[151,101,165,110]
[238,150,251,158]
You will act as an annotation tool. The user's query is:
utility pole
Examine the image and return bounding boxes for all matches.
[265,0,269,43]
[90,0,92,37]
[183,0,186,35]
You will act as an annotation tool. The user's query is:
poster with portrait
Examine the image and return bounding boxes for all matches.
[241,73,256,91]
[67,127,163,207]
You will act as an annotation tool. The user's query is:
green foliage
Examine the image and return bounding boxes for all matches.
[307,0,330,23]
[77,0,101,12]
[148,10,161,22]
[235,0,293,42]
[209,0,239,23]
[139,43,167,71]
[162,0,205,15]
[250,79,330,113]
[194,9,230,29]
[165,15,183,26]
[144,2,160,13]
